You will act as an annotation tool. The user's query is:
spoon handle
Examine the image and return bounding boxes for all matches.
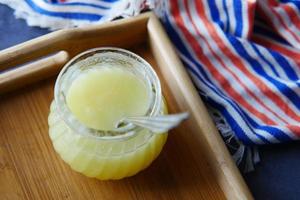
[123,112,189,133]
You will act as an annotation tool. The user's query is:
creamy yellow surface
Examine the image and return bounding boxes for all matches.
[48,66,167,180]
[66,67,151,130]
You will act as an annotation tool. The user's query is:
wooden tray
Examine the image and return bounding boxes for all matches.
[0,12,252,200]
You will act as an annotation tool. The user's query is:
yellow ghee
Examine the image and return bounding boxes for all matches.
[48,66,167,180]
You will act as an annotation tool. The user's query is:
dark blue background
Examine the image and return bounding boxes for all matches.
[1,4,300,200]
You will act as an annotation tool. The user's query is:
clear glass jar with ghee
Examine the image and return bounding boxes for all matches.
[48,48,167,180]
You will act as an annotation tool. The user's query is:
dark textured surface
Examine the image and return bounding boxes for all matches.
[0,5,49,49]
[244,142,300,200]
[1,4,300,200]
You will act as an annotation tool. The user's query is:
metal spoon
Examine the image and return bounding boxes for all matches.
[117,112,189,133]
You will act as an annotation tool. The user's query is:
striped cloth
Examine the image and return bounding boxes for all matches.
[2,0,300,171]
[0,0,147,30]
[157,0,300,170]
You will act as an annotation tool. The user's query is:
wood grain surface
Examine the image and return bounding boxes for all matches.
[0,44,224,200]
[0,12,252,200]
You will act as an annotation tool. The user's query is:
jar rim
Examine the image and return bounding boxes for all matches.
[54,47,162,141]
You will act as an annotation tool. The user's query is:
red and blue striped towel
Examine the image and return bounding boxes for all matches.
[2,0,300,171]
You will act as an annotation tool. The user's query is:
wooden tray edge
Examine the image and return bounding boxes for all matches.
[147,13,253,200]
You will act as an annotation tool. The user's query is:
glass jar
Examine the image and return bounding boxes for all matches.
[48,47,168,180]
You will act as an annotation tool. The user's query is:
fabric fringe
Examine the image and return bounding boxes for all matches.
[208,106,260,172]
[147,0,167,18]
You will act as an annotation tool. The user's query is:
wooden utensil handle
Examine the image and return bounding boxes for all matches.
[0,30,71,71]
[0,51,69,95]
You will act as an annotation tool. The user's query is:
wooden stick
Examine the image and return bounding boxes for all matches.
[0,51,69,95]
[0,13,150,71]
